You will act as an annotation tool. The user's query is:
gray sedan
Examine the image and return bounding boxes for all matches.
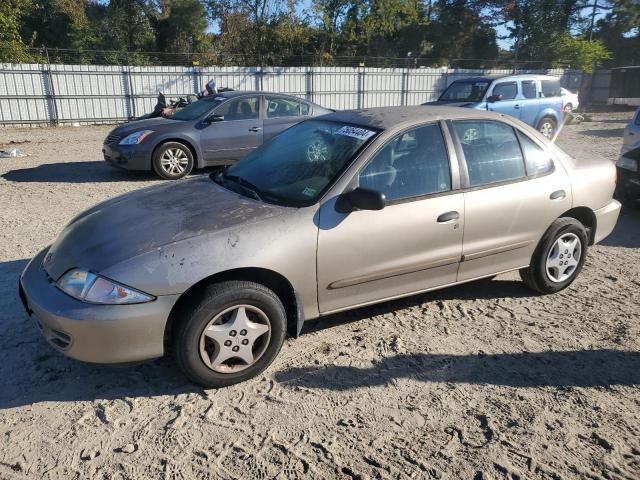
[21,106,621,388]
[103,91,332,179]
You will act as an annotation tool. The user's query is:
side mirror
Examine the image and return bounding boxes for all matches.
[487,94,502,103]
[206,114,224,124]
[336,187,386,213]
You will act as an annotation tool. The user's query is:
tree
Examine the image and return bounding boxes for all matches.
[153,0,211,53]
[553,33,610,70]
[0,0,32,62]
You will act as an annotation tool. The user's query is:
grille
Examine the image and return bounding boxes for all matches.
[105,133,121,145]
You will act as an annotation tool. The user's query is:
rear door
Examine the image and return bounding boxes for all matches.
[486,81,522,120]
[263,96,311,142]
[448,119,571,281]
[519,79,539,126]
[200,95,263,164]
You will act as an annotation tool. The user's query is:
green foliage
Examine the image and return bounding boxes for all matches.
[0,0,32,62]
[552,34,611,71]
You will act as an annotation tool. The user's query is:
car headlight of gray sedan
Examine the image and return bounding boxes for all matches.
[119,130,154,145]
[56,268,155,304]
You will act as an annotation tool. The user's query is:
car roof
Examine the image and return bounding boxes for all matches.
[319,106,509,131]
[218,90,313,102]
[451,74,560,83]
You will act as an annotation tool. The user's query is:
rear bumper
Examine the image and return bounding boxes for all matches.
[103,143,151,171]
[593,199,622,244]
[19,248,179,364]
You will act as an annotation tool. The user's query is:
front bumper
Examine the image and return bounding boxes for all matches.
[615,167,640,200]
[103,142,151,171]
[19,248,180,364]
[593,199,622,244]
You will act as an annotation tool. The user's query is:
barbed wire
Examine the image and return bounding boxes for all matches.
[0,47,576,70]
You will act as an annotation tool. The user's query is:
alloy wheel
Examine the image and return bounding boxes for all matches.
[160,148,189,175]
[539,121,555,138]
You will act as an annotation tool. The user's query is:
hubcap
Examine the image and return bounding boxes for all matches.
[545,233,581,283]
[199,305,271,374]
[160,148,189,175]
[540,121,554,138]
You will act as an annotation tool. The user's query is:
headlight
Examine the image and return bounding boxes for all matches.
[119,130,153,145]
[56,269,155,304]
[616,155,638,172]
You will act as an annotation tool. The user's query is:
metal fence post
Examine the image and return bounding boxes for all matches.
[192,66,200,94]
[43,48,59,125]
[125,67,136,120]
[357,67,365,109]
[401,68,409,106]
[306,66,313,102]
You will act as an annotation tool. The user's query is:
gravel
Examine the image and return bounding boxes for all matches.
[0,112,638,479]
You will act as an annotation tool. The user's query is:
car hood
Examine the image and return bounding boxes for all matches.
[422,100,478,107]
[43,176,288,280]
[107,117,181,138]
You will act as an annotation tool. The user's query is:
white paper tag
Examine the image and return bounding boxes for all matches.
[336,126,376,140]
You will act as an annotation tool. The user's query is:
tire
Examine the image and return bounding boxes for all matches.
[173,281,287,388]
[519,217,588,294]
[152,142,194,180]
[537,117,557,139]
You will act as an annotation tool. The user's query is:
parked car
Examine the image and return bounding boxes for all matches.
[103,91,333,180]
[560,87,580,112]
[424,74,564,138]
[21,106,621,388]
[614,107,640,201]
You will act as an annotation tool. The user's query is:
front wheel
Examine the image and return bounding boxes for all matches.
[173,281,287,388]
[152,142,194,180]
[520,217,588,294]
[537,117,557,139]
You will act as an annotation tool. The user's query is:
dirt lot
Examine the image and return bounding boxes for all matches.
[0,112,639,480]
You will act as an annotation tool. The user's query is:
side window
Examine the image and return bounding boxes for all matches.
[635,109,640,126]
[265,96,303,118]
[359,123,451,202]
[517,132,554,176]
[301,102,311,116]
[452,120,526,187]
[540,80,561,98]
[521,80,537,99]
[492,82,517,100]
[216,96,260,121]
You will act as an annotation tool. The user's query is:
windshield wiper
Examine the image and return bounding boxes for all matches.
[221,172,263,202]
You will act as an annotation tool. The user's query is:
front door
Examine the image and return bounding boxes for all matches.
[449,119,572,281]
[487,81,522,120]
[317,122,464,314]
[200,95,263,164]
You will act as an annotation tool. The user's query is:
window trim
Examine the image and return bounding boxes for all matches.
[515,130,556,178]
[264,94,306,119]
[446,119,556,192]
[353,120,459,206]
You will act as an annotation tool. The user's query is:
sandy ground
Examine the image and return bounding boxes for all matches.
[0,112,639,480]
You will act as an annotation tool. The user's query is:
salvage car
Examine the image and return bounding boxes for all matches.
[21,106,621,388]
[614,106,640,201]
[424,74,564,138]
[103,91,332,179]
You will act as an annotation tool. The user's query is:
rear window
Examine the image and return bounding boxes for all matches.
[521,80,537,99]
[541,80,561,98]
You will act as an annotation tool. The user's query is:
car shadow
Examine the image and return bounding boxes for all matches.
[2,161,221,184]
[274,349,640,390]
[578,128,625,138]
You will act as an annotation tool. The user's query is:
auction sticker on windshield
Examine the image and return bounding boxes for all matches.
[336,126,376,140]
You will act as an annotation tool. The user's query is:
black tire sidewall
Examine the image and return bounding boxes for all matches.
[533,220,588,293]
[175,282,286,388]
[152,142,194,180]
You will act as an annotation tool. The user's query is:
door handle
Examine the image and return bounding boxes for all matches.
[550,190,566,200]
[514,104,520,109]
[437,211,460,223]
[248,126,262,132]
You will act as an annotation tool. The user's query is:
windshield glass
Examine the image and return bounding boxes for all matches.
[439,80,489,102]
[217,120,379,206]
[169,95,226,121]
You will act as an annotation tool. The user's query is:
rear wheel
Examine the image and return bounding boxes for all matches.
[173,281,286,388]
[520,218,588,294]
[152,142,194,180]
[537,117,557,139]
